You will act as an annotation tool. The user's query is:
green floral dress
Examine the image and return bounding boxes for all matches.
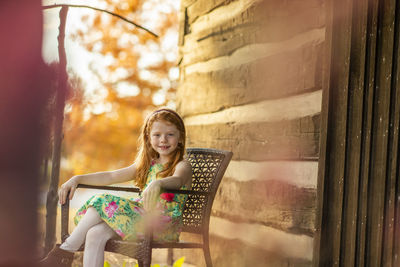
[74,162,187,242]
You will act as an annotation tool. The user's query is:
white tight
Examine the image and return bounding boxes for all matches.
[59,207,118,267]
[83,221,117,267]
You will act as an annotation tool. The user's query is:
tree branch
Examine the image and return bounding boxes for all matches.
[42,4,158,38]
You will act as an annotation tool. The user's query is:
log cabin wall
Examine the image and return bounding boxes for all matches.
[175,0,326,266]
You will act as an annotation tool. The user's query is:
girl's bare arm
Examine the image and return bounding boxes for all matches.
[74,163,138,185]
[59,163,137,204]
[157,160,192,189]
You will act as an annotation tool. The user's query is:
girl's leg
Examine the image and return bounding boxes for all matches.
[83,221,118,267]
[60,207,102,252]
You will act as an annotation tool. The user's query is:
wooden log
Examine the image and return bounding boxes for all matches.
[189,0,258,41]
[182,0,325,66]
[182,28,325,75]
[186,0,324,43]
[183,90,322,126]
[178,43,324,116]
[180,24,259,66]
[186,115,320,161]
[180,0,196,8]
[213,178,317,234]
[187,0,235,24]
[225,160,318,189]
[176,228,313,267]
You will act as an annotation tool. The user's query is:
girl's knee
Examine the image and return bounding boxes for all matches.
[86,206,97,214]
[83,206,101,220]
[86,225,105,245]
[85,223,115,246]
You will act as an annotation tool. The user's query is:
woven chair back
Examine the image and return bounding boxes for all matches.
[181,148,231,233]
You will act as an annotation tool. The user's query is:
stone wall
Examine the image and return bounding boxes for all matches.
[175,0,326,266]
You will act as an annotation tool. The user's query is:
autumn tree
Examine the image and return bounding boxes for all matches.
[62,0,179,181]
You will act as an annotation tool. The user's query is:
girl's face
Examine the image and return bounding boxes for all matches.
[149,120,180,159]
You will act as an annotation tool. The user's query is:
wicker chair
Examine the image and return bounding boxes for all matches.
[61,148,232,267]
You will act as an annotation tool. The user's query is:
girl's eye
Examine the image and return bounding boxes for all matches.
[168,133,174,136]
[153,134,160,137]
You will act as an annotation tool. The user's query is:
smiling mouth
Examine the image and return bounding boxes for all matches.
[159,146,170,150]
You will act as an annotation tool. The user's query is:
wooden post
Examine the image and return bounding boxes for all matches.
[44,6,69,253]
[0,1,49,265]
[315,0,400,266]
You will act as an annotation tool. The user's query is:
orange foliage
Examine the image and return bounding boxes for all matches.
[60,0,179,183]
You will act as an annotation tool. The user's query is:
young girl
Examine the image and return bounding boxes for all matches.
[40,108,192,267]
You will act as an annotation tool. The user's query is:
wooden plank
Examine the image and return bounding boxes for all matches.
[391,5,400,267]
[186,115,320,161]
[212,178,317,234]
[355,0,379,265]
[366,0,395,265]
[313,0,334,263]
[394,143,400,267]
[339,0,368,265]
[382,1,400,266]
[178,43,323,116]
[318,0,353,265]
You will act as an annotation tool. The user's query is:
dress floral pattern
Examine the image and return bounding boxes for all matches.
[74,163,188,242]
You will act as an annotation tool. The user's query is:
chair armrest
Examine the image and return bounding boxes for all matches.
[77,184,142,193]
[163,189,210,196]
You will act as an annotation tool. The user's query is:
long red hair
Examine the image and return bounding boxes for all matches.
[134,108,186,189]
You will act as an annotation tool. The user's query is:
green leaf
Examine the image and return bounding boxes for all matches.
[103,260,111,267]
[173,257,185,267]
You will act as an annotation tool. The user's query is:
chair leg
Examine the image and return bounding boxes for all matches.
[138,255,151,267]
[138,257,151,267]
[167,248,173,266]
[203,243,213,267]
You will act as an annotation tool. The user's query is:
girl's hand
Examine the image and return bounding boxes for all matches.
[142,179,161,211]
[58,176,79,205]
